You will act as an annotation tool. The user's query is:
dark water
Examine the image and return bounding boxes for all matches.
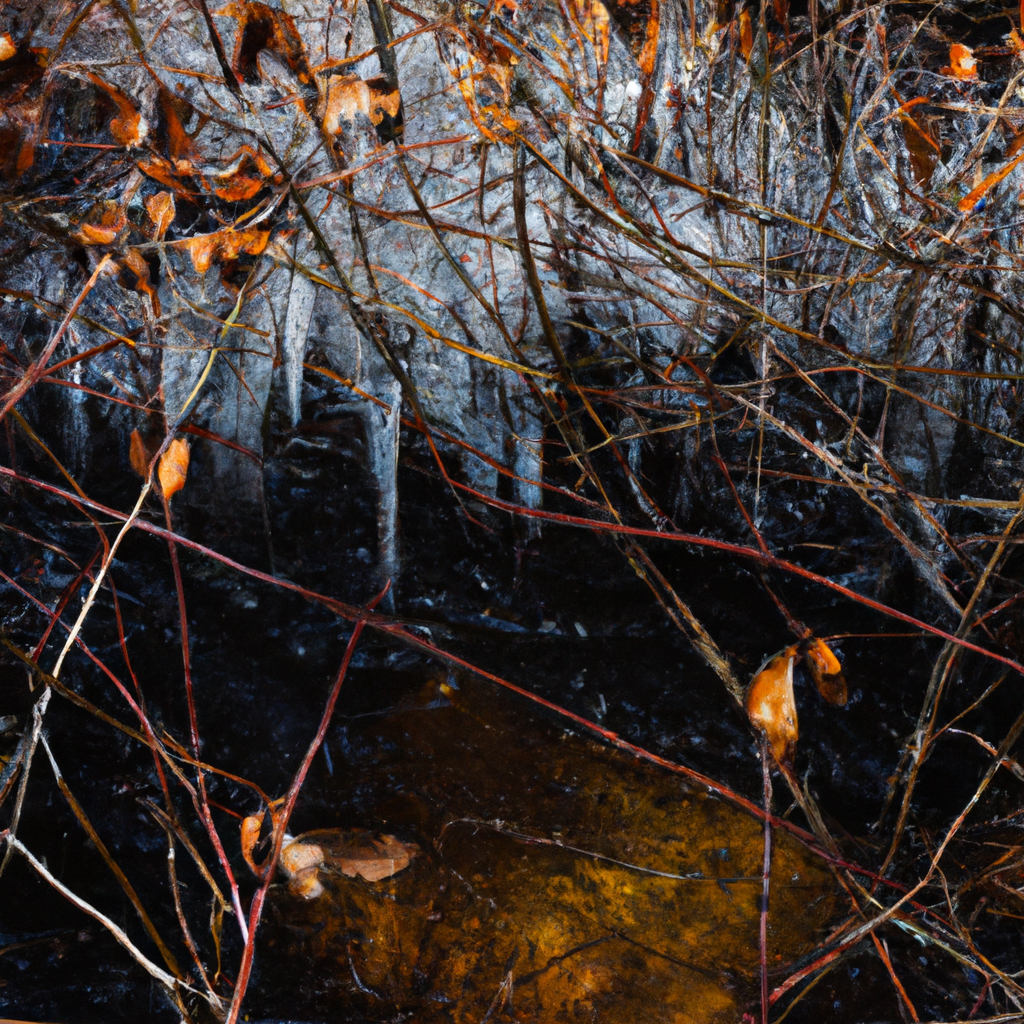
[0,421,1020,1023]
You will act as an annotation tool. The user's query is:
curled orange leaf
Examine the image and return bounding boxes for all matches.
[86,73,148,147]
[145,192,175,240]
[746,646,799,766]
[803,637,847,706]
[178,226,270,274]
[158,438,190,499]
[129,429,150,479]
[739,9,753,61]
[941,43,978,81]
[72,200,126,246]
[241,812,266,876]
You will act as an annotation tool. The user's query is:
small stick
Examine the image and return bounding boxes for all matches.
[0,830,207,1002]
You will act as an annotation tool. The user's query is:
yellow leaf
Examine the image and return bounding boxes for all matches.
[746,646,799,766]
[158,438,190,498]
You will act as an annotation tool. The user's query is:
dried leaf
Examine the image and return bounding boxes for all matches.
[322,75,402,135]
[0,33,16,62]
[158,438,190,498]
[215,1,311,84]
[941,43,978,81]
[280,829,418,899]
[129,429,150,478]
[178,226,270,274]
[123,247,160,314]
[72,200,126,246]
[957,148,1024,213]
[86,73,148,147]
[568,0,610,66]
[145,191,175,240]
[739,9,753,62]
[803,638,847,706]
[746,646,798,766]
[241,813,265,876]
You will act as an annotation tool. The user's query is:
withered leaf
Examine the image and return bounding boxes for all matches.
[215,1,311,85]
[72,200,126,246]
[129,428,150,479]
[241,812,266,876]
[177,226,270,274]
[941,43,978,81]
[746,646,798,766]
[0,33,16,62]
[323,75,402,135]
[158,438,190,499]
[739,9,754,62]
[280,828,418,899]
[803,637,847,707]
[86,73,148,148]
[145,191,175,240]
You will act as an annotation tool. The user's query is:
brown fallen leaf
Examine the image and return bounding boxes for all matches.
[803,637,847,706]
[322,74,402,136]
[72,200,127,246]
[145,192,175,240]
[158,438,190,499]
[129,428,150,478]
[280,828,418,899]
[86,73,148,147]
[746,645,799,766]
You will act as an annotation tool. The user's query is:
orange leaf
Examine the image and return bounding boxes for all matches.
[322,75,403,135]
[279,829,418,899]
[145,192,175,240]
[0,33,16,62]
[178,226,270,274]
[746,646,799,766]
[158,438,190,498]
[86,73,148,147]
[803,638,847,706]
[72,200,127,246]
[941,43,978,80]
[215,1,311,84]
[129,429,150,478]
[123,248,161,316]
[739,9,753,62]
[957,148,1024,212]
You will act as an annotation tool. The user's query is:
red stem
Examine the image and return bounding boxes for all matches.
[224,588,384,1024]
